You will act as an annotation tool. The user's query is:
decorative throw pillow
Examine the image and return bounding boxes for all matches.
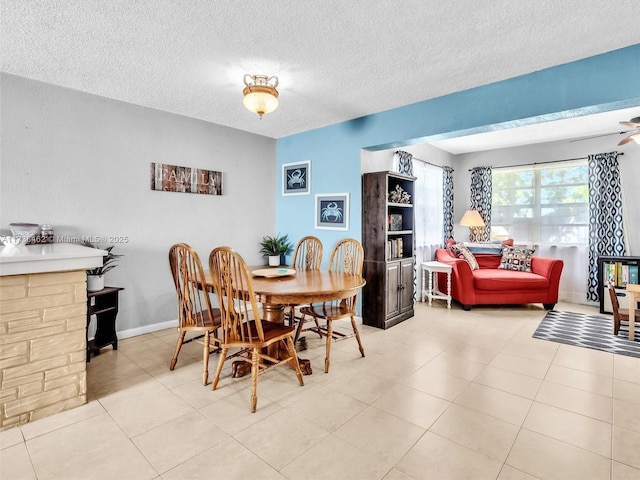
[446,239,459,258]
[499,246,535,272]
[451,243,480,270]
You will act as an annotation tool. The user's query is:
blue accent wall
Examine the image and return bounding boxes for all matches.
[276,44,640,266]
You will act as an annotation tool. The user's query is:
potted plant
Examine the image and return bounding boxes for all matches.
[259,233,293,266]
[81,241,122,292]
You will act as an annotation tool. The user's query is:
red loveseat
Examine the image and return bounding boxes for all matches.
[434,247,563,311]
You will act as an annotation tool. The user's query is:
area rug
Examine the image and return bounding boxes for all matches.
[533,310,640,358]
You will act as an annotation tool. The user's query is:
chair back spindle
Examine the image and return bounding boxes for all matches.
[168,243,221,385]
[292,236,323,271]
[209,247,265,344]
[286,236,324,326]
[329,238,364,310]
[169,244,216,329]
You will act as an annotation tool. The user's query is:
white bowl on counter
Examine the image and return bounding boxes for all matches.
[8,223,40,244]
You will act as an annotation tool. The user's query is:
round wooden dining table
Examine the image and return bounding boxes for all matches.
[248,269,365,321]
[203,268,366,375]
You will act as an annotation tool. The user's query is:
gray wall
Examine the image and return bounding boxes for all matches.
[1,73,277,336]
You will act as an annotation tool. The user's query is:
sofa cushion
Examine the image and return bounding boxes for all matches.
[451,244,479,270]
[447,239,514,259]
[473,269,549,290]
[463,241,503,255]
[499,246,535,272]
[475,254,502,269]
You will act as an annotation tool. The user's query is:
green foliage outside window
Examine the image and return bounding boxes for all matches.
[491,162,589,244]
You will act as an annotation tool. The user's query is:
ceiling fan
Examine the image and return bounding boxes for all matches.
[569,115,640,144]
[618,116,640,145]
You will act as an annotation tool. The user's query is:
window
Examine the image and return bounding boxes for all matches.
[414,160,443,246]
[491,160,589,245]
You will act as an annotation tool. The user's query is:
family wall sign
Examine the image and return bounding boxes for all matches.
[150,162,223,195]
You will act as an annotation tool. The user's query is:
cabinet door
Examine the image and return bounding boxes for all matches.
[386,263,400,318]
[399,259,414,313]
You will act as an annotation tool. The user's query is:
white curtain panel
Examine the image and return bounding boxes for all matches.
[536,244,589,305]
[414,160,444,301]
[416,243,444,301]
[414,161,444,246]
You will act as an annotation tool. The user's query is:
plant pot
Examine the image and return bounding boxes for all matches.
[87,274,105,292]
[268,255,280,267]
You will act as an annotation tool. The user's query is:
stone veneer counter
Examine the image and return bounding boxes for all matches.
[0,243,105,430]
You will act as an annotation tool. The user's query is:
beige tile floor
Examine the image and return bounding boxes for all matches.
[2,301,639,480]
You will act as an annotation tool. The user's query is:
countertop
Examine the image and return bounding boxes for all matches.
[0,243,106,276]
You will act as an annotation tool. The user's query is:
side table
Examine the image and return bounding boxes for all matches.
[86,286,124,361]
[421,261,452,308]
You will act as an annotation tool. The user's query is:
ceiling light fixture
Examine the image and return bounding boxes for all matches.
[242,74,279,119]
[618,116,640,145]
[626,133,640,145]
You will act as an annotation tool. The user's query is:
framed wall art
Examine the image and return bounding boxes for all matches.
[388,213,403,231]
[282,160,311,196]
[315,193,349,230]
[150,162,223,195]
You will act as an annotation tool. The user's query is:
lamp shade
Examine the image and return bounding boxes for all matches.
[243,74,279,118]
[459,210,485,227]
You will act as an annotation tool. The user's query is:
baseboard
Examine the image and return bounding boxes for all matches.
[113,316,362,341]
[558,289,597,306]
[117,319,178,339]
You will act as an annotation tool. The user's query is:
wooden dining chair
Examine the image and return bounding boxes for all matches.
[608,283,640,335]
[168,243,221,385]
[285,236,323,329]
[208,246,304,412]
[298,238,365,373]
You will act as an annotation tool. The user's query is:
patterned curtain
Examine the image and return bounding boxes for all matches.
[469,166,492,241]
[586,151,626,302]
[393,150,414,176]
[442,166,454,244]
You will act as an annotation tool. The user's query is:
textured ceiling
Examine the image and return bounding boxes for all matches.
[2,0,640,142]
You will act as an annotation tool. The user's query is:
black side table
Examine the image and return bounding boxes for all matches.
[86,286,124,361]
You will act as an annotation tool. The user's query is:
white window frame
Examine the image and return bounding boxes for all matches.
[491,160,589,245]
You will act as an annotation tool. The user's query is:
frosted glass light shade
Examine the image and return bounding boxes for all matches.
[242,90,279,117]
[242,74,279,118]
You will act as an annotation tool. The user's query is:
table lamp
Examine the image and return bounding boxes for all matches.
[459,209,485,241]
